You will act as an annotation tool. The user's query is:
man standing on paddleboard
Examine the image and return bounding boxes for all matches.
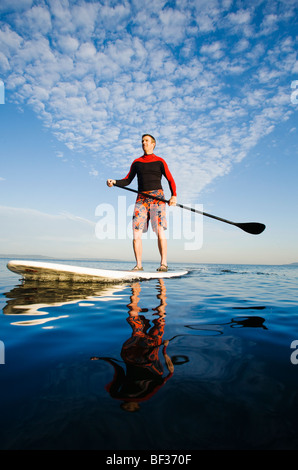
[107,134,177,272]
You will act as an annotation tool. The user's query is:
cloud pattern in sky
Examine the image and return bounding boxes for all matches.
[0,0,297,200]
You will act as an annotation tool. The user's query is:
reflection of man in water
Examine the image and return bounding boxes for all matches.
[91,280,173,412]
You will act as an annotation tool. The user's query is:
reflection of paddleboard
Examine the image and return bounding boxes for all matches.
[7,260,188,283]
[3,281,126,316]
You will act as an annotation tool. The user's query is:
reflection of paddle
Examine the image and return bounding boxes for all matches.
[115,184,266,235]
[165,315,268,344]
[185,316,268,330]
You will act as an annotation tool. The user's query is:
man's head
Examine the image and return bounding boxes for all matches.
[142,134,156,155]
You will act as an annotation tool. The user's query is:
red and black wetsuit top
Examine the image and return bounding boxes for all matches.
[115,154,177,197]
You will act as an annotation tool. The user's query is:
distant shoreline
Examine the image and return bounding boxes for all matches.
[0,255,297,266]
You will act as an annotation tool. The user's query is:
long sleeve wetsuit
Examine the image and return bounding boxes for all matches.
[115,154,177,197]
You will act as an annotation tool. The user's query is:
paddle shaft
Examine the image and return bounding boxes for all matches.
[114,184,266,235]
[116,185,233,223]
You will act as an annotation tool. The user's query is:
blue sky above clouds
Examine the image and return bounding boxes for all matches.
[0,0,297,264]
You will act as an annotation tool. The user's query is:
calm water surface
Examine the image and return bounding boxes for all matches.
[0,258,298,450]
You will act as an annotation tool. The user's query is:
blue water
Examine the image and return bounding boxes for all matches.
[0,258,298,450]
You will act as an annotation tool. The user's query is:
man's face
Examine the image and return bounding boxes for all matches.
[142,135,155,154]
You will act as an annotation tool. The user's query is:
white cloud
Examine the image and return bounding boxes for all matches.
[232,38,250,53]
[76,42,97,60]
[200,40,225,59]
[227,9,251,25]
[159,8,190,44]
[97,1,131,28]
[57,35,79,54]
[71,2,100,34]
[18,5,52,34]
[259,13,278,35]
[0,52,10,71]
[0,25,22,56]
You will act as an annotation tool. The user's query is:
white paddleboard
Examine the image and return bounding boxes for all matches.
[7,260,188,283]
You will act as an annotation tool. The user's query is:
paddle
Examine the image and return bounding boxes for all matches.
[114,184,266,235]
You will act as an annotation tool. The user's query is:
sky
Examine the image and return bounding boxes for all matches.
[0,0,297,266]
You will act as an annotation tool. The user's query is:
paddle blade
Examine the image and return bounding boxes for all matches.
[236,222,266,235]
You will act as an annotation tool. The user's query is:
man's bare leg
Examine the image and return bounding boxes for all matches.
[157,227,167,267]
[133,229,143,268]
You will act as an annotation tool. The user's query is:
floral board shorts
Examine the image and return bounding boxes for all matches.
[121,315,165,375]
[133,189,167,233]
